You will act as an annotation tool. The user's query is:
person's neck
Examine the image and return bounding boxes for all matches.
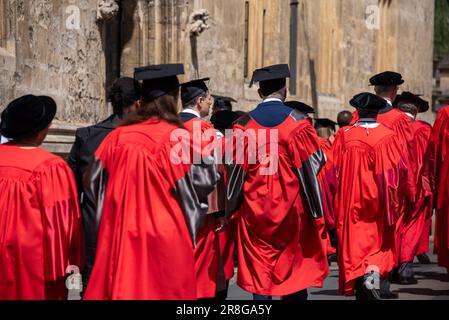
[13,140,41,148]
[262,97,283,103]
[182,107,202,118]
[358,117,377,122]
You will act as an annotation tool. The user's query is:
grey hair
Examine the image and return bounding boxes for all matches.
[374,85,396,97]
[397,101,418,116]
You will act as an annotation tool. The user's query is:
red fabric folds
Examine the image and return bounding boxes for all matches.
[396,120,433,263]
[84,119,200,300]
[0,145,83,300]
[333,125,405,295]
[231,117,329,297]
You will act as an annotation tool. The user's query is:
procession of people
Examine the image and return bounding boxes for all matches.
[0,62,448,300]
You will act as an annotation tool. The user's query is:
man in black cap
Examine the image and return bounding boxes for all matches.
[179,77,227,300]
[67,77,141,293]
[225,64,328,301]
[350,72,414,299]
[180,78,214,122]
[0,95,83,299]
[370,71,404,107]
[212,95,237,113]
[393,92,433,284]
[333,92,407,300]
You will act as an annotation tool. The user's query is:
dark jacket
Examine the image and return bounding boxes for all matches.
[67,114,121,291]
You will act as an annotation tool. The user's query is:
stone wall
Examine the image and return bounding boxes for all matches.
[0,0,437,155]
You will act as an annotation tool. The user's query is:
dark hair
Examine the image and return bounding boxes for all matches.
[120,89,184,128]
[184,91,210,109]
[337,110,353,127]
[108,77,142,116]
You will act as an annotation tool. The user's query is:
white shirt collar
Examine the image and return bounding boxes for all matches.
[181,108,200,118]
[263,98,283,104]
[358,123,380,129]
[356,118,380,129]
[0,136,8,145]
[383,97,393,107]
[405,112,415,120]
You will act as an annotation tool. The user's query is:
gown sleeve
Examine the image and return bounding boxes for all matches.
[224,123,251,218]
[37,160,84,283]
[163,127,220,246]
[391,116,416,202]
[288,121,327,220]
[317,140,338,230]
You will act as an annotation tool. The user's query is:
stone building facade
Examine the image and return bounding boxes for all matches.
[0,0,436,155]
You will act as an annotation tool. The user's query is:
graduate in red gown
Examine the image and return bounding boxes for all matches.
[0,95,83,300]
[423,105,449,273]
[350,72,413,299]
[179,78,226,299]
[333,93,407,300]
[226,64,329,300]
[393,92,433,284]
[83,64,219,300]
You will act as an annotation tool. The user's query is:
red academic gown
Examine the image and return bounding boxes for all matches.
[423,106,449,272]
[333,124,407,296]
[397,119,433,263]
[83,118,218,300]
[226,106,329,297]
[180,113,222,299]
[352,108,414,267]
[317,137,337,256]
[0,144,83,300]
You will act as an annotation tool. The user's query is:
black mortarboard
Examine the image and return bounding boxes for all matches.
[210,110,241,130]
[250,64,290,96]
[134,64,184,102]
[314,118,337,132]
[0,95,57,140]
[181,78,210,104]
[394,91,429,113]
[284,101,315,114]
[213,95,237,111]
[350,92,388,111]
[369,71,404,86]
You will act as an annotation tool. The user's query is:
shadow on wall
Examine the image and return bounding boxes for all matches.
[96,0,137,92]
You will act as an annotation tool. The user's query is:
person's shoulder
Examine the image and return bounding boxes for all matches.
[32,148,70,172]
[414,119,432,130]
[390,108,412,121]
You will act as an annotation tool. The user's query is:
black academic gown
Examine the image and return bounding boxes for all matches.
[67,114,121,291]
